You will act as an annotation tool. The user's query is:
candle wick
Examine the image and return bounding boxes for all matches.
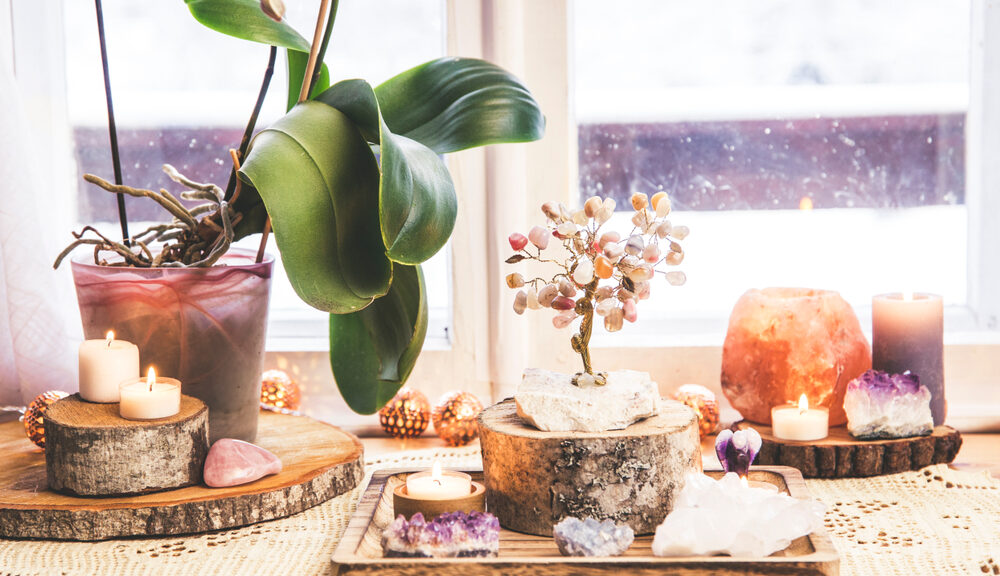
[433,479,442,487]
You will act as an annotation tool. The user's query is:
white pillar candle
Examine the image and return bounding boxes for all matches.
[119,367,181,420]
[79,331,140,403]
[771,394,829,441]
[405,462,472,499]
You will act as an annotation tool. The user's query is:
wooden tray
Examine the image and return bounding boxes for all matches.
[332,467,839,575]
[734,422,963,478]
[0,410,364,541]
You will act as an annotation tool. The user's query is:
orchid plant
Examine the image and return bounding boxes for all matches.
[56,0,544,415]
[185,0,545,414]
[505,192,689,387]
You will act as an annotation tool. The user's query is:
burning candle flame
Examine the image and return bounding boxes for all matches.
[902,291,913,301]
[799,196,814,211]
[431,460,442,487]
[740,475,750,489]
[798,393,809,413]
[106,331,114,347]
[147,367,156,392]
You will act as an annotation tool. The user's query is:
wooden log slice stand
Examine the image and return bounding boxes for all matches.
[0,410,364,540]
[478,398,701,537]
[733,421,963,478]
[45,393,209,496]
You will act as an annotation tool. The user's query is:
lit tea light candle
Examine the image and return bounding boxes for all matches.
[78,331,140,403]
[771,394,829,441]
[394,461,485,520]
[119,367,181,420]
[872,291,945,425]
[406,461,472,500]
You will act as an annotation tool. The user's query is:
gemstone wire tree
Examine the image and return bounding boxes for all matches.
[505,192,689,387]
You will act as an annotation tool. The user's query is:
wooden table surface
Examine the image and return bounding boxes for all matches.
[361,432,1000,479]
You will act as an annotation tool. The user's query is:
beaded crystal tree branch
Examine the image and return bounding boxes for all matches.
[506,192,689,387]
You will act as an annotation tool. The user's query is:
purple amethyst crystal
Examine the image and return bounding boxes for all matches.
[381,511,500,558]
[715,428,762,477]
[844,370,933,439]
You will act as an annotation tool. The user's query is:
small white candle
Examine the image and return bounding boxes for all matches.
[406,462,472,499]
[119,367,181,420]
[771,394,829,441]
[78,331,140,403]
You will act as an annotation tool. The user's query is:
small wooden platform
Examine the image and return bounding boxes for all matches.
[479,398,701,536]
[734,422,962,478]
[45,393,209,496]
[0,411,364,541]
[332,467,839,576]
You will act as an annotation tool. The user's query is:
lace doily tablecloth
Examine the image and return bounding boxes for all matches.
[1,448,997,576]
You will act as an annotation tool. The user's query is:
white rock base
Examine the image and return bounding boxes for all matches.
[515,368,659,432]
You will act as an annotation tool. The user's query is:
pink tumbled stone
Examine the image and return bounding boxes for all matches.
[721,288,871,426]
[528,226,550,250]
[508,233,528,252]
[623,299,637,323]
[203,438,283,488]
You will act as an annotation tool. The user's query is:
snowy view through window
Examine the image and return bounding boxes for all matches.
[574,0,970,333]
[64,0,970,340]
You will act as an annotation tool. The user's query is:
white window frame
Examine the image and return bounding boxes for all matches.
[10,0,1000,432]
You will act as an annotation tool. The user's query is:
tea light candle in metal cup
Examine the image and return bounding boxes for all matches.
[119,367,181,421]
[393,462,486,520]
[771,394,829,441]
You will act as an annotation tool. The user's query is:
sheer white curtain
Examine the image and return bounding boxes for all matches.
[0,61,79,405]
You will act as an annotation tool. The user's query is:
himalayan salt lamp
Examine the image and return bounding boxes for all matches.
[721,288,871,426]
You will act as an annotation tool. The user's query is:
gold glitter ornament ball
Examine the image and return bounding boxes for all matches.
[672,384,720,438]
[379,387,431,438]
[260,369,301,411]
[24,390,69,449]
[432,391,484,446]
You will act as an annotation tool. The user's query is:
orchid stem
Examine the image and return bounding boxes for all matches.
[225,45,277,202]
[94,0,129,244]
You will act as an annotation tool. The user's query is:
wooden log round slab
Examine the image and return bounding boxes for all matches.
[478,398,701,537]
[733,421,963,478]
[45,393,209,496]
[0,410,364,541]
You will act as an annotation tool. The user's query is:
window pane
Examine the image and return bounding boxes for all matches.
[63,0,449,339]
[574,0,969,318]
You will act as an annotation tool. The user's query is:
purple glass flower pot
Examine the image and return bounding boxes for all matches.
[72,248,273,443]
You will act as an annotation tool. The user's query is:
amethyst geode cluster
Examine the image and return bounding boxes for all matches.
[382,511,500,558]
[844,370,933,440]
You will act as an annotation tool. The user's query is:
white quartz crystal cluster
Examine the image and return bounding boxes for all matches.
[652,472,825,558]
[515,368,659,432]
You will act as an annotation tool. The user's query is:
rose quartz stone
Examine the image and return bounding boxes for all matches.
[203,438,282,488]
[721,288,871,426]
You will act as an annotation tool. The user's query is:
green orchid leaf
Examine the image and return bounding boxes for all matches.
[329,264,427,414]
[318,80,457,265]
[239,101,391,313]
[231,191,268,240]
[375,57,545,154]
[286,50,331,112]
[185,0,330,111]
[185,0,311,51]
